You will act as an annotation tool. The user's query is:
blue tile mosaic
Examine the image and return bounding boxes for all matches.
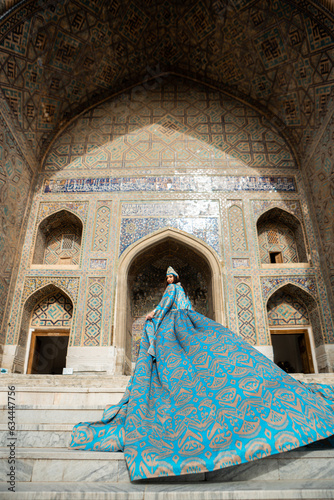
[44,175,296,194]
[119,217,220,256]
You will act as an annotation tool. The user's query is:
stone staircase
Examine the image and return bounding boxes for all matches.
[0,374,334,499]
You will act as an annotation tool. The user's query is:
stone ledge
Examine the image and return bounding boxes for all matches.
[1,480,334,500]
[0,375,131,387]
[0,387,127,393]
[1,447,333,460]
[0,423,73,431]
[0,405,106,410]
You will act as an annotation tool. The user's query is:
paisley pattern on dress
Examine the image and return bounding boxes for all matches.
[69,283,334,480]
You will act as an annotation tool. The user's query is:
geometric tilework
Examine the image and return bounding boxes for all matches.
[43,81,295,171]
[1,0,334,370]
[0,2,333,160]
[235,278,256,345]
[228,204,247,253]
[261,277,318,302]
[265,283,324,348]
[36,202,88,226]
[267,291,309,326]
[92,206,110,252]
[84,278,105,346]
[252,200,303,223]
[307,113,334,276]
[119,217,220,256]
[43,226,81,265]
[31,292,73,327]
[22,277,80,304]
[256,207,308,264]
[258,222,299,264]
[0,110,33,333]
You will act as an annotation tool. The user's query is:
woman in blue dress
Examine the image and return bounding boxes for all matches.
[70,266,334,480]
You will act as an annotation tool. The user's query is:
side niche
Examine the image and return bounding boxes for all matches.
[32,210,83,267]
[257,208,308,265]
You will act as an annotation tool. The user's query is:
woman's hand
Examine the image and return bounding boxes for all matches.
[145,310,155,320]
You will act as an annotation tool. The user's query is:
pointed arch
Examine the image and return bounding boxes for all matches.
[32,210,83,266]
[14,284,74,373]
[266,283,325,373]
[113,228,225,375]
[257,207,308,264]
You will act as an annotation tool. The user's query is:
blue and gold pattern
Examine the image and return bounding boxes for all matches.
[70,283,334,480]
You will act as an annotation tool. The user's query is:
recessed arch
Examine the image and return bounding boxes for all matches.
[113,227,225,375]
[14,284,74,373]
[32,210,83,267]
[257,207,308,265]
[266,283,325,373]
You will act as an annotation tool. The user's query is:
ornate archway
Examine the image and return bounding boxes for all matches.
[113,228,224,375]
[14,284,73,373]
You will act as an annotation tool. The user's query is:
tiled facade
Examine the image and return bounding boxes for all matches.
[0,0,333,375]
[2,78,333,374]
[0,110,34,342]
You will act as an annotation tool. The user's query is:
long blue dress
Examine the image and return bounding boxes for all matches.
[69,283,334,480]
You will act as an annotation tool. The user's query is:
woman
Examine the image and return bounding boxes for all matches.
[70,266,334,480]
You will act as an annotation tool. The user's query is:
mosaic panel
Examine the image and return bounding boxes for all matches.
[232,258,250,269]
[36,202,88,225]
[44,226,81,265]
[261,276,317,301]
[119,217,219,256]
[44,175,297,194]
[258,223,299,264]
[84,277,105,346]
[89,259,107,270]
[235,277,257,345]
[92,205,111,252]
[22,277,80,304]
[31,292,73,327]
[267,291,309,326]
[252,200,303,222]
[121,200,219,217]
[228,204,247,253]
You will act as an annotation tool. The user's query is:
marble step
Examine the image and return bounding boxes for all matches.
[0,423,73,448]
[0,405,104,424]
[1,480,334,500]
[0,386,126,407]
[0,447,334,484]
[0,374,131,387]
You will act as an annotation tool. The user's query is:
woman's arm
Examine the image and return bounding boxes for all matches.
[145,284,176,321]
[145,309,156,320]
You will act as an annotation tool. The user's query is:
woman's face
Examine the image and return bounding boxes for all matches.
[166,274,174,284]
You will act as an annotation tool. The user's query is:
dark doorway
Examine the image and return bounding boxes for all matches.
[127,238,213,365]
[271,329,314,374]
[269,251,283,263]
[28,331,69,374]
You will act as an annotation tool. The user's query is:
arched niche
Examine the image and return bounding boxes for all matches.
[14,284,73,374]
[32,210,83,267]
[257,208,308,265]
[113,228,224,375]
[266,284,324,373]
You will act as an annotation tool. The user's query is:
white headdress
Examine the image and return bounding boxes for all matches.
[166,266,179,278]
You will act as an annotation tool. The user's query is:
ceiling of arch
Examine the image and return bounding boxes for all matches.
[0,0,333,162]
[44,79,296,172]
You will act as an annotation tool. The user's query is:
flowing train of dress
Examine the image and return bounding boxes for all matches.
[69,283,334,480]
